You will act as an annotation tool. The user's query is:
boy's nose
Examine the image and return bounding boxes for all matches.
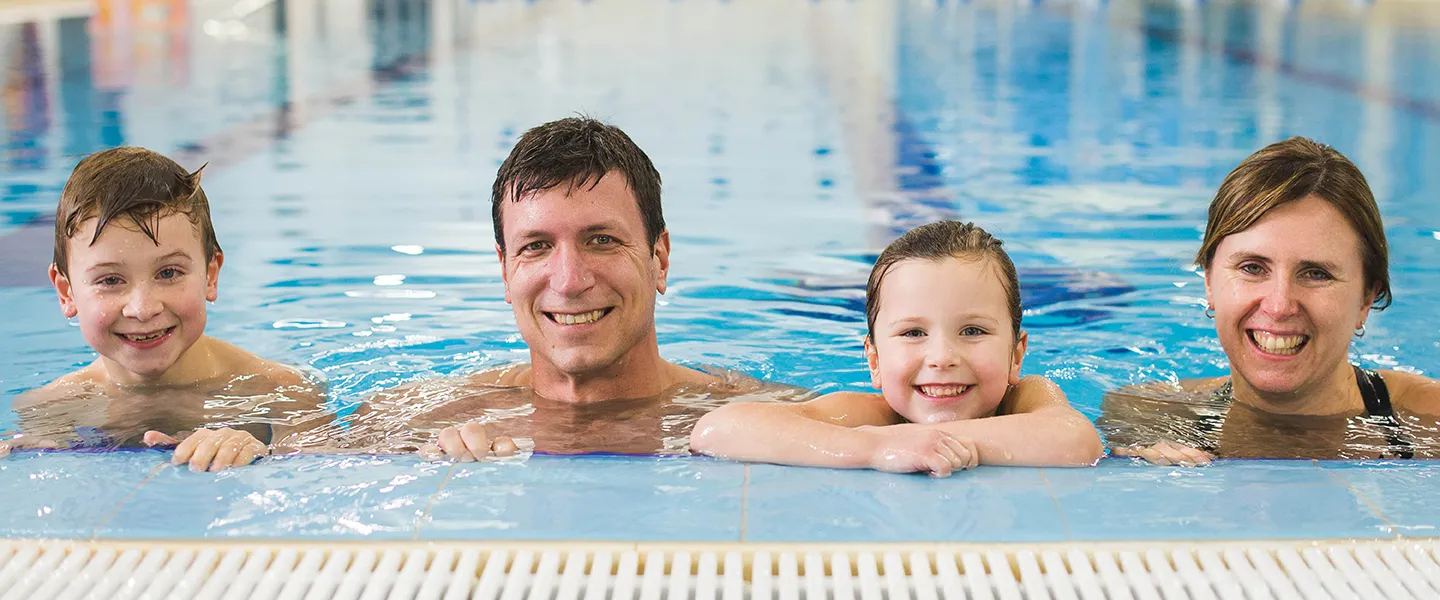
[120,288,164,321]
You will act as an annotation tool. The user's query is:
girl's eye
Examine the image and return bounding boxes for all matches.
[899,329,925,338]
[961,326,986,336]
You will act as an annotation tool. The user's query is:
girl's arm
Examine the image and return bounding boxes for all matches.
[925,375,1104,467]
[690,392,974,475]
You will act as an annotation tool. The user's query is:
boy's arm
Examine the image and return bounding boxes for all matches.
[690,392,972,474]
[923,375,1103,467]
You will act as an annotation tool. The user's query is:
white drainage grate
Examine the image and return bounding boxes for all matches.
[0,539,1437,599]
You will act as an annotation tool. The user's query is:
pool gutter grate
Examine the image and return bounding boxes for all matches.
[0,539,1435,599]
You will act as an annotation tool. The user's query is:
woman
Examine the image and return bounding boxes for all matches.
[1101,137,1440,464]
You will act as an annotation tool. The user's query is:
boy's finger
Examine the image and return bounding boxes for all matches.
[210,438,245,472]
[172,431,207,464]
[458,423,490,458]
[491,436,519,457]
[143,431,180,447]
[1181,447,1213,466]
[437,428,473,462]
[188,434,226,472]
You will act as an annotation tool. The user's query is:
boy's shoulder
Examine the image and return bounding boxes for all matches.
[13,363,104,411]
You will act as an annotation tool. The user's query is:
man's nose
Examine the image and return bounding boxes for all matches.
[548,244,596,296]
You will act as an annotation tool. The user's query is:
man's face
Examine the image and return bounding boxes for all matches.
[50,212,221,384]
[497,172,669,379]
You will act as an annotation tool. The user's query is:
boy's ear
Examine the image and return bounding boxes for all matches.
[49,263,78,318]
[864,335,882,389]
[496,244,511,304]
[205,252,224,302]
[1008,330,1029,386]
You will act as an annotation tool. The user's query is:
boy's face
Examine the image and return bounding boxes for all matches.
[865,256,1026,424]
[49,212,222,384]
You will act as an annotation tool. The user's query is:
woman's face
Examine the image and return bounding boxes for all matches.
[1205,195,1376,399]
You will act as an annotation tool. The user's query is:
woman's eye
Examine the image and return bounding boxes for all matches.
[1238,263,1265,276]
[1302,269,1334,282]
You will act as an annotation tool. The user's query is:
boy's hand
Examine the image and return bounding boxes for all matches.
[144,428,270,472]
[419,422,518,462]
[0,435,62,458]
[864,425,978,477]
[1112,441,1213,466]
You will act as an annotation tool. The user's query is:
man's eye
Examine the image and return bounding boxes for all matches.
[1302,269,1334,282]
[592,235,615,245]
[521,241,549,253]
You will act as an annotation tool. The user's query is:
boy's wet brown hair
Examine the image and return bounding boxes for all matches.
[865,220,1022,342]
[1197,136,1391,309]
[53,147,219,277]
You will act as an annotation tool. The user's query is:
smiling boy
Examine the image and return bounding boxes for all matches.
[3,147,323,470]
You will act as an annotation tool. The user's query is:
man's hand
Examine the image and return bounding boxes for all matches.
[865,425,978,477]
[1112,441,1214,466]
[419,422,518,462]
[0,435,62,458]
[144,428,270,472]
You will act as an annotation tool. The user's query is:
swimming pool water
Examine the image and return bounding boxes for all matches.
[1,0,1439,542]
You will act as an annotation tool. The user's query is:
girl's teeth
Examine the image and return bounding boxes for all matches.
[1251,330,1307,355]
[555,310,605,325]
[919,384,969,397]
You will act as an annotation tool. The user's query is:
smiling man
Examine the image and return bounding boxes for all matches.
[355,117,795,459]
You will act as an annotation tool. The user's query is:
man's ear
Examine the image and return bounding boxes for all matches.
[653,230,671,295]
[205,252,224,302]
[864,335,882,389]
[49,263,77,318]
[496,244,512,304]
[1008,330,1029,386]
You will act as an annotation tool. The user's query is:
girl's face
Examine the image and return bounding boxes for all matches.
[866,256,1026,424]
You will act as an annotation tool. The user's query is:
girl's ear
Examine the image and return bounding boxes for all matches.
[1008,330,1028,386]
[864,335,882,389]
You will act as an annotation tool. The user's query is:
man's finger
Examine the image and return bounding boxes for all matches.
[491,436,519,457]
[458,423,490,459]
[1180,446,1213,466]
[437,427,472,462]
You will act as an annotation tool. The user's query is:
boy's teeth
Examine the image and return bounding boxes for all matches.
[1251,330,1307,355]
[554,309,605,325]
[919,384,969,397]
[123,330,165,342]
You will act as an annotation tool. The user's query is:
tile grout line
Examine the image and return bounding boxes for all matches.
[740,464,749,543]
[1322,468,1404,539]
[1037,467,1075,542]
[93,460,170,539]
[415,461,461,541]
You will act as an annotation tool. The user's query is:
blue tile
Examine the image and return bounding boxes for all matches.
[748,463,1045,486]
[419,483,743,541]
[745,479,1067,542]
[446,454,746,487]
[0,451,161,538]
[1044,457,1332,487]
[1324,467,1440,537]
[98,454,448,540]
[1053,482,1392,541]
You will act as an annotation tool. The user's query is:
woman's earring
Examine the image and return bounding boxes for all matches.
[1204,305,1215,319]
[1355,324,1366,338]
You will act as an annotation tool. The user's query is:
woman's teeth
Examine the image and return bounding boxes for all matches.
[1250,330,1307,355]
[918,384,970,397]
[553,309,606,325]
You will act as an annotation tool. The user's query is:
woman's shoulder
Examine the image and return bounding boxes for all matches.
[1379,370,1440,414]
[1107,376,1228,402]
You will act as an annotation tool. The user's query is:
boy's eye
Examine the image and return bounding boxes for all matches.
[96,276,123,287]
[157,268,182,280]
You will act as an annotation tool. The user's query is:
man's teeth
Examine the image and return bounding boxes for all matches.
[1251,330,1307,355]
[919,384,970,398]
[553,309,606,325]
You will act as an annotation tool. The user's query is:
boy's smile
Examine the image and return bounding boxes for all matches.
[50,211,222,386]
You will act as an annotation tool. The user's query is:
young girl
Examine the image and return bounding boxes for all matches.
[690,221,1103,476]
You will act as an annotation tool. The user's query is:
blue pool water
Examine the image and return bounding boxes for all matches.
[1,0,1439,542]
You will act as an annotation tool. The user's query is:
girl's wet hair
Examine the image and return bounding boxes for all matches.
[865,220,1022,341]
